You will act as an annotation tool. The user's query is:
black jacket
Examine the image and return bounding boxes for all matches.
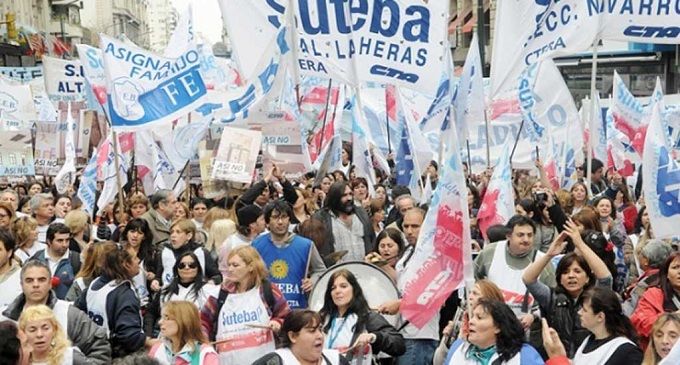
[548,292,590,359]
[344,311,405,359]
[75,275,146,357]
[312,208,376,267]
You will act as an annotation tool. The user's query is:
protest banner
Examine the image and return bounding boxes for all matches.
[219,0,448,94]
[207,27,290,124]
[0,77,37,124]
[198,138,231,199]
[491,0,680,97]
[212,126,262,184]
[42,56,86,102]
[100,34,208,130]
[34,122,59,176]
[0,66,43,83]
[76,44,108,105]
[0,129,35,176]
[259,121,306,180]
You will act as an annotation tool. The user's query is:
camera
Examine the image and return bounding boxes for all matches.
[533,192,548,202]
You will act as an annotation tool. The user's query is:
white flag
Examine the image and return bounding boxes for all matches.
[54,103,76,194]
[642,102,679,239]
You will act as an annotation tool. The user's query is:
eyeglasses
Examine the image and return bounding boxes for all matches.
[575,167,583,171]
[178,262,198,269]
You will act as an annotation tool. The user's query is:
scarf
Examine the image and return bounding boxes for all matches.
[162,338,199,364]
[466,344,497,365]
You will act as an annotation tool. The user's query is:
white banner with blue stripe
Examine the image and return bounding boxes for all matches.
[100,34,208,131]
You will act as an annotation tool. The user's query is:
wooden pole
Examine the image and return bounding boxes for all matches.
[586,40,600,198]
[111,131,125,212]
[185,113,192,202]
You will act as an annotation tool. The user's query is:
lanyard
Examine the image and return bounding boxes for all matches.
[327,316,348,349]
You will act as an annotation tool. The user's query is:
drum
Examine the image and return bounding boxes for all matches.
[308,261,400,326]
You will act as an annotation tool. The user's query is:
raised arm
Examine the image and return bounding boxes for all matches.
[564,220,611,280]
[523,232,567,285]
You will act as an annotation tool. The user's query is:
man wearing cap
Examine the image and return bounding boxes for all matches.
[217,204,266,278]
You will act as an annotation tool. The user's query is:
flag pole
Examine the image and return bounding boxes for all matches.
[386,85,393,154]
[111,131,126,212]
[466,139,472,179]
[509,119,525,165]
[100,108,126,213]
[317,78,333,154]
[484,108,491,169]
[586,40,600,197]
[185,113,192,202]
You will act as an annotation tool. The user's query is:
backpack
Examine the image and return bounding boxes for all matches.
[69,251,81,275]
[210,279,277,341]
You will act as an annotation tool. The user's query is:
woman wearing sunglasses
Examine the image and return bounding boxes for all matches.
[144,252,219,337]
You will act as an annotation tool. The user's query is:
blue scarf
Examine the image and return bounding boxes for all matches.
[466,344,497,365]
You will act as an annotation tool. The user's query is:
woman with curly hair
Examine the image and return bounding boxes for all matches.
[18,305,90,364]
[443,299,544,364]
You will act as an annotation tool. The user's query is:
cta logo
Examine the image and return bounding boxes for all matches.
[370,65,418,83]
[623,26,680,39]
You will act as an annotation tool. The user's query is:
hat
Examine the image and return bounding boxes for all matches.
[237,205,262,227]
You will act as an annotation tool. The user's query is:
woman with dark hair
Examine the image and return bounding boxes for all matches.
[632,252,680,350]
[543,287,643,364]
[434,280,505,365]
[340,144,353,176]
[523,220,613,358]
[318,270,404,362]
[252,309,350,365]
[592,196,632,292]
[27,181,44,196]
[614,183,638,234]
[54,194,72,219]
[144,252,218,337]
[368,198,386,235]
[351,177,370,211]
[365,227,407,282]
[75,242,159,357]
[516,192,569,254]
[444,299,544,364]
[295,218,326,254]
[122,218,158,307]
[0,320,29,365]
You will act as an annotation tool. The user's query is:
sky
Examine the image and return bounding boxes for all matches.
[171,0,224,44]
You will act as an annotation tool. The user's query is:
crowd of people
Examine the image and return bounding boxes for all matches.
[0,151,678,365]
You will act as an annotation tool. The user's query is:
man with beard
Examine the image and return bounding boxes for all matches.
[252,200,325,309]
[313,181,375,266]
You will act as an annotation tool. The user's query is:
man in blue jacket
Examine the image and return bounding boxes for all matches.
[30,223,80,299]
